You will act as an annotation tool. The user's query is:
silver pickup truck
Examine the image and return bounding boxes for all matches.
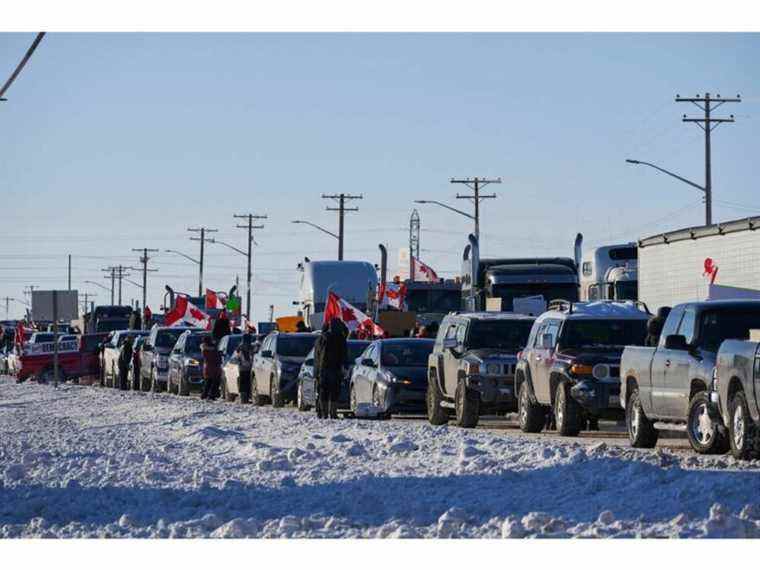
[714,338,760,459]
[620,300,760,454]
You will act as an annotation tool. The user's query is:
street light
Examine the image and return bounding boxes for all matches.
[292,220,340,242]
[414,199,478,240]
[84,280,111,293]
[626,158,709,225]
[164,249,200,265]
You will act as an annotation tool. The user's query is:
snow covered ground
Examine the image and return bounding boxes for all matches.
[2,375,760,538]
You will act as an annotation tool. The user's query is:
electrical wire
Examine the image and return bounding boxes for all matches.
[0,32,46,100]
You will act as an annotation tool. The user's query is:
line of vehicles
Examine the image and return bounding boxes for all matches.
[4,214,760,460]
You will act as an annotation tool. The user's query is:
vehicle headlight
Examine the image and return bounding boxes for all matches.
[486,363,501,375]
[570,363,593,377]
[464,361,480,375]
[592,364,610,380]
[185,358,200,367]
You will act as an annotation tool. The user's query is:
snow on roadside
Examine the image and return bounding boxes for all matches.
[2,376,760,538]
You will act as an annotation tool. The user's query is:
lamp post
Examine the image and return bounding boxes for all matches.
[626,158,710,225]
[291,220,340,258]
[413,199,475,233]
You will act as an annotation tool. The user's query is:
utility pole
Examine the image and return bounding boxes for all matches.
[131,248,158,312]
[3,297,10,316]
[101,266,129,305]
[450,177,501,240]
[676,92,741,226]
[269,304,274,323]
[188,227,218,297]
[321,193,362,261]
[67,254,71,290]
[409,209,420,281]
[234,213,267,321]
[81,292,97,315]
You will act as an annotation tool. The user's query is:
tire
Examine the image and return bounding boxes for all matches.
[728,390,758,460]
[555,380,581,436]
[626,387,658,448]
[454,378,480,428]
[426,371,449,426]
[252,376,266,406]
[686,391,728,454]
[150,369,161,393]
[271,376,284,408]
[349,383,358,415]
[178,373,190,397]
[518,381,545,433]
[297,381,309,411]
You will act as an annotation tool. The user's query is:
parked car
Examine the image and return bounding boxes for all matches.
[714,338,760,459]
[101,330,148,387]
[168,331,210,396]
[350,338,435,418]
[296,339,371,412]
[621,300,760,453]
[516,300,650,436]
[140,326,202,392]
[128,336,146,390]
[252,332,318,407]
[426,312,536,428]
[219,334,250,401]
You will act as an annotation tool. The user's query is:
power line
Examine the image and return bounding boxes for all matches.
[322,193,362,261]
[131,248,159,312]
[0,32,46,101]
[188,227,218,296]
[234,213,267,320]
[451,177,501,240]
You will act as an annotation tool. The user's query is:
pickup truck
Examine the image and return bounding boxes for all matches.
[620,300,760,454]
[714,338,760,459]
[101,330,148,388]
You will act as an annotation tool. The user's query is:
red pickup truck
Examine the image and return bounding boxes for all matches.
[14,333,107,383]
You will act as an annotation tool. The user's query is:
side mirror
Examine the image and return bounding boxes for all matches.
[361,358,376,367]
[442,338,458,350]
[664,334,689,351]
[541,333,554,349]
[261,350,273,358]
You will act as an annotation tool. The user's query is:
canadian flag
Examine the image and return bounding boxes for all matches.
[165,296,212,330]
[378,280,407,310]
[703,258,719,285]
[205,289,227,310]
[324,291,384,337]
[412,257,439,283]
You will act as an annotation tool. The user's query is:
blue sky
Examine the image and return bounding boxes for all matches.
[1,33,759,322]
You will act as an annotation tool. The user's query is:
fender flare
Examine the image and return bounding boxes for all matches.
[515,364,538,404]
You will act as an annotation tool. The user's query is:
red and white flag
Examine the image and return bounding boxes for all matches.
[324,291,384,337]
[165,296,212,330]
[412,257,439,283]
[703,258,719,284]
[378,280,407,310]
[205,289,227,310]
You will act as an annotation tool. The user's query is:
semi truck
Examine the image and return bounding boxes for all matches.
[637,215,760,312]
[74,305,133,334]
[461,234,580,315]
[577,238,638,302]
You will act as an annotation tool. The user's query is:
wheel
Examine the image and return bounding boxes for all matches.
[178,373,190,396]
[518,381,545,433]
[728,390,758,460]
[686,391,728,454]
[271,376,284,408]
[297,381,309,411]
[150,369,161,393]
[426,371,449,425]
[555,380,581,436]
[626,387,658,448]
[454,378,480,428]
[251,376,266,406]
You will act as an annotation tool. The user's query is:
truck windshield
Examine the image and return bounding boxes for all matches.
[467,320,534,351]
[614,281,638,301]
[405,289,461,313]
[700,309,760,353]
[278,335,317,357]
[491,284,579,311]
[559,319,647,350]
[381,340,434,367]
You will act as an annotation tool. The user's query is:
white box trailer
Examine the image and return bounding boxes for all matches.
[638,215,760,312]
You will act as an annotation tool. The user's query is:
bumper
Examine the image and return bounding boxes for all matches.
[465,374,517,409]
[279,374,300,399]
[384,384,426,414]
[570,379,621,414]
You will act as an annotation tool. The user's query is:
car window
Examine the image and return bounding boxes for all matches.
[455,324,468,346]
[380,341,435,367]
[677,307,697,345]
[543,320,561,349]
[444,324,458,340]
[466,319,534,351]
[277,335,317,357]
[659,307,684,347]
[699,308,760,353]
[531,323,546,348]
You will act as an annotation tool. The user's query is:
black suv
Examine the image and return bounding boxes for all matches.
[426,312,536,428]
[516,301,649,436]
[252,332,318,407]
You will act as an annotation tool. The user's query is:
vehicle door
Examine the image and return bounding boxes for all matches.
[253,336,270,394]
[367,343,384,402]
[435,320,457,396]
[106,333,119,378]
[168,334,184,386]
[141,330,156,380]
[530,319,560,404]
[442,322,466,396]
[650,306,684,417]
[354,343,376,402]
[225,351,240,395]
[662,306,697,419]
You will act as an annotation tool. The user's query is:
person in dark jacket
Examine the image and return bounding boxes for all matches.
[201,336,223,400]
[645,306,672,347]
[118,337,134,391]
[316,318,348,419]
[236,333,254,403]
[212,311,231,345]
[131,340,142,391]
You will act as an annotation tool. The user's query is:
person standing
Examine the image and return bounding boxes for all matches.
[313,322,328,418]
[201,336,223,400]
[236,333,254,403]
[316,318,348,419]
[212,311,231,345]
[118,337,134,391]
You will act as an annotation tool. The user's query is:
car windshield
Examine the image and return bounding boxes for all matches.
[381,341,434,367]
[614,281,638,302]
[278,335,317,357]
[559,319,647,350]
[347,341,371,362]
[155,330,185,348]
[491,284,579,311]
[225,336,243,356]
[405,289,461,314]
[700,308,760,353]
[185,335,209,353]
[467,320,534,351]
